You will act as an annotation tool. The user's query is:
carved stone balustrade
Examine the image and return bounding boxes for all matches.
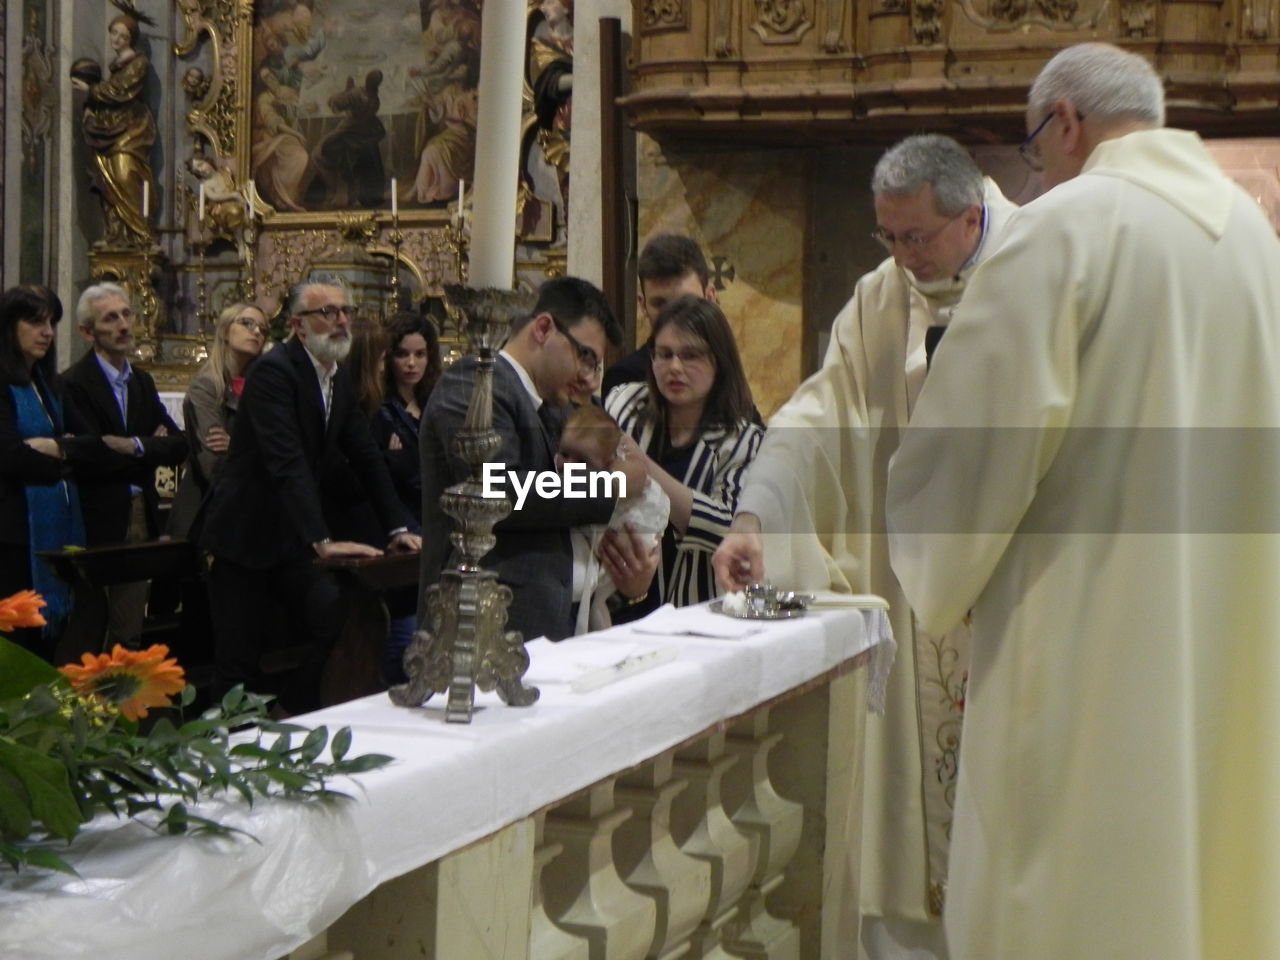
[625,0,1280,143]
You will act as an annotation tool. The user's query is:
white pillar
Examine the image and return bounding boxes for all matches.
[468,0,525,290]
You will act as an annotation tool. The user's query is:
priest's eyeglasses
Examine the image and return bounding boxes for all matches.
[1018,110,1085,172]
[870,211,965,253]
[296,304,360,322]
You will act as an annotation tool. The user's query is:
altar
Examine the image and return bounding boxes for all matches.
[0,603,890,960]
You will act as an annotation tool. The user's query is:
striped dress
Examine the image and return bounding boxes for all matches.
[605,381,765,607]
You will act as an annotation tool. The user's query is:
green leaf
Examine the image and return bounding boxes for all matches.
[261,767,309,791]
[145,717,180,745]
[0,740,83,840]
[19,846,78,876]
[165,801,189,835]
[228,743,276,761]
[299,727,328,764]
[257,721,308,735]
[0,637,58,699]
[175,718,226,739]
[180,684,196,708]
[0,769,34,839]
[330,754,395,774]
[330,727,352,762]
[220,686,246,714]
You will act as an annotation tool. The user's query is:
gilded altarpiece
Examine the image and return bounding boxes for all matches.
[159,0,483,382]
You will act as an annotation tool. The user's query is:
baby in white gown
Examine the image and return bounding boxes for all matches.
[557,405,670,635]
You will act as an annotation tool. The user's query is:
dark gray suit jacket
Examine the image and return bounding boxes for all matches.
[63,351,188,545]
[419,354,614,641]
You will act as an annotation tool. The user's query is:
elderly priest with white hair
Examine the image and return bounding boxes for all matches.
[714,133,1017,958]
[887,42,1280,960]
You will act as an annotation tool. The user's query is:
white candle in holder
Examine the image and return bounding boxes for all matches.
[391,178,398,218]
[469,0,523,288]
[246,180,256,220]
[142,181,150,219]
[198,182,206,223]
[458,179,465,215]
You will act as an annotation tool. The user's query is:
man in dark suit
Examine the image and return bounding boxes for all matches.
[202,278,420,712]
[63,283,188,649]
[420,276,654,642]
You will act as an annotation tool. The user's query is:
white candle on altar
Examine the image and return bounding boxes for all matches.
[391,178,398,218]
[468,0,524,288]
[198,182,206,223]
[246,180,256,220]
[458,179,465,215]
[142,181,149,219]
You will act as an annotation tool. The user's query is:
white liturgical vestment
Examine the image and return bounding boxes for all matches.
[737,179,1017,941]
[887,129,1280,960]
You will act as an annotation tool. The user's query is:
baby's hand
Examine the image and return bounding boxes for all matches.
[612,450,647,502]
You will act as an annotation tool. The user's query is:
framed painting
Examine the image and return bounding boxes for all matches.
[240,0,481,223]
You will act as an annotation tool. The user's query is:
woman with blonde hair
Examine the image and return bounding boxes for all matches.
[168,302,267,538]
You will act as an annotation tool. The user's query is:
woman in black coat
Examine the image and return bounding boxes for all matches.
[0,285,108,657]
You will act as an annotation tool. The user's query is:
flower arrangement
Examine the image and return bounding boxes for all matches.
[0,591,393,874]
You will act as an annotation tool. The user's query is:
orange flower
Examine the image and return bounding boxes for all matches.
[0,590,47,632]
[60,644,186,721]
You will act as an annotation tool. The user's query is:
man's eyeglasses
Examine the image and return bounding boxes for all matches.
[297,304,360,322]
[870,210,966,254]
[554,320,601,373]
[652,346,711,367]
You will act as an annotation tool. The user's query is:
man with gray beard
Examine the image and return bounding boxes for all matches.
[202,279,419,713]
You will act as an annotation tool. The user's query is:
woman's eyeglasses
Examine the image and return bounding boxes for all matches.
[652,346,711,366]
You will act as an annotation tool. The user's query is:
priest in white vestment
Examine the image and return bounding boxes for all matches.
[886,43,1280,960]
[714,135,1017,959]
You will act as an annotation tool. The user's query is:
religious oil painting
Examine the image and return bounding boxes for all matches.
[249,0,481,218]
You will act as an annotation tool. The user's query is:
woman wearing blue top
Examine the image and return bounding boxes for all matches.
[0,286,107,658]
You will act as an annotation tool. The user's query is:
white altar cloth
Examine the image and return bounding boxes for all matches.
[0,603,890,960]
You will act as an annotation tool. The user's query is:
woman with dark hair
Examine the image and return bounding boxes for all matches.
[373,312,441,523]
[370,313,441,684]
[0,286,102,656]
[604,294,764,613]
[168,303,268,538]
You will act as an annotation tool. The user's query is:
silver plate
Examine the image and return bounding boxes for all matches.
[709,598,808,620]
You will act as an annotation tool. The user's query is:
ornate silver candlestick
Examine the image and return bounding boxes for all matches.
[390,285,538,723]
